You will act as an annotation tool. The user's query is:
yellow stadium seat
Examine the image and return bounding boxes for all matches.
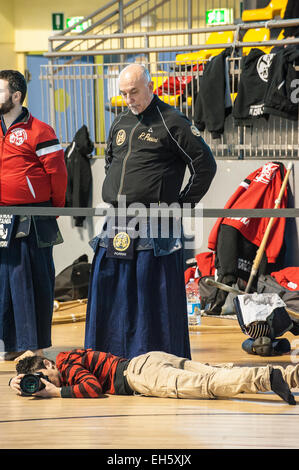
[158,95,180,106]
[110,95,126,107]
[276,29,285,41]
[152,75,167,90]
[242,0,288,22]
[242,28,272,55]
[186,96,193,107]
[176,31,234,65]
[111,93,181,108]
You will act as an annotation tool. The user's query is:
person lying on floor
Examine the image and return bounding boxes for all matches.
[8,348,299,405]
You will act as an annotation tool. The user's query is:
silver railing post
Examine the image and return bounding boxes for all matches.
[187,0,192,46]
[119,0,125,62]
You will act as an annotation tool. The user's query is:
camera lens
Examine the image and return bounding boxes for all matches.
[20,374,41,395]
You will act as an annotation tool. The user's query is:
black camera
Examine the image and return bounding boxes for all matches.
[20,372,48,396]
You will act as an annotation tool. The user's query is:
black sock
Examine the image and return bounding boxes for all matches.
[270,369,296,405]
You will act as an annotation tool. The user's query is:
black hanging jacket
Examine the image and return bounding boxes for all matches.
[263,45,299,121]
[194,49,232,138]
[65,125,94,227]
[233,48,272,126]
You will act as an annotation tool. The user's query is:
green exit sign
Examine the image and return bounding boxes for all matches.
[66,16,92,33]
[206,8,233,26]
[52,13,64,31]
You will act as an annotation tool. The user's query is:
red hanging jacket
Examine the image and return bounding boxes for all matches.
[208,162,288,263]
[271,267,299,291]
[185,251,216,284]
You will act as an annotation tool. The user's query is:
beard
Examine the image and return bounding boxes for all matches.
[128,105,139,115]
[0,95,14,116]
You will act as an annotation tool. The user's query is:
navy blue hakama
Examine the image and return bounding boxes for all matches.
[0,228,55,352]
[84,246,191,359]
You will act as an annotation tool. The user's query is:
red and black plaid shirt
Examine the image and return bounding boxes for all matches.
[56,349,126,398]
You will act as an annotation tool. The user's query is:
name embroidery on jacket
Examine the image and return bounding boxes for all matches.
[138,132,158,143]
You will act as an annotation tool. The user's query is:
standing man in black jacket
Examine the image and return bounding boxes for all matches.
[84,64,216,360]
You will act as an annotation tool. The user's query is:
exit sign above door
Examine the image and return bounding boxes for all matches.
[206,8,233,26]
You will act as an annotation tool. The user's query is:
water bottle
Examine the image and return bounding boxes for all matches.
[186,278,201,325]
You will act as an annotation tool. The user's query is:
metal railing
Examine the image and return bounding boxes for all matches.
[40,58,299,158]
[46,18,299,58]
[39,12,299,159]
[47,0,239,56]
[49,0,171,56]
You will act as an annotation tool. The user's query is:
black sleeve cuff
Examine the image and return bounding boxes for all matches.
[60,386,73,398]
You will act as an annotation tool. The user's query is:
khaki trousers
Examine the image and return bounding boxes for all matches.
[125,351,272,399]
[276,364,299,389]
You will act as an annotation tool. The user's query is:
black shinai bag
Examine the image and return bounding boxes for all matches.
[54,254,91,301]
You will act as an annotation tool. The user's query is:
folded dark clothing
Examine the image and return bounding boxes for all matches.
[242,337,291,356]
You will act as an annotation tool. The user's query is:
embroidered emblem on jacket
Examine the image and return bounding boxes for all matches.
[113,232,131,251]
[9,128,27,146]
[138,132,158,143]
[116,129,126,146]
[256,54,274,83]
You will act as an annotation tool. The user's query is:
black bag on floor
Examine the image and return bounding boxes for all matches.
[198,275,246,314]
[54,254,91,301]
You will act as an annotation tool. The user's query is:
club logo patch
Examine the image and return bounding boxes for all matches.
[190,125,201,136]
[113,232,131,252]
[116,129,126,146]
[257,54,274,83]
[9,128,27,146]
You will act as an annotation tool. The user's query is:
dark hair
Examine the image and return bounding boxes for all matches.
[0,70,27,104]
[16,355,54,374]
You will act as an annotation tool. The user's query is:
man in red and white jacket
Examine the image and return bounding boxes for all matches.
[0,72,66,207]
[0,70,67,360]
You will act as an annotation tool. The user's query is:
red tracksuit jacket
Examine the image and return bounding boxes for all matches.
[208,162,287,264]
[0,110,67,207]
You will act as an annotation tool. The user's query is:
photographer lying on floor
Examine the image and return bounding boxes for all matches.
[9,348,299,405]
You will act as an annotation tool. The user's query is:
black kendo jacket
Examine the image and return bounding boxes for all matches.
[232,48,270,126]
[102,94,216,207]
[65,125,94,226]
[194,49,232,139]
[263,45,299,121]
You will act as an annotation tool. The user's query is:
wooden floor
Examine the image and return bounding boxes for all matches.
[1,314,299,452]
